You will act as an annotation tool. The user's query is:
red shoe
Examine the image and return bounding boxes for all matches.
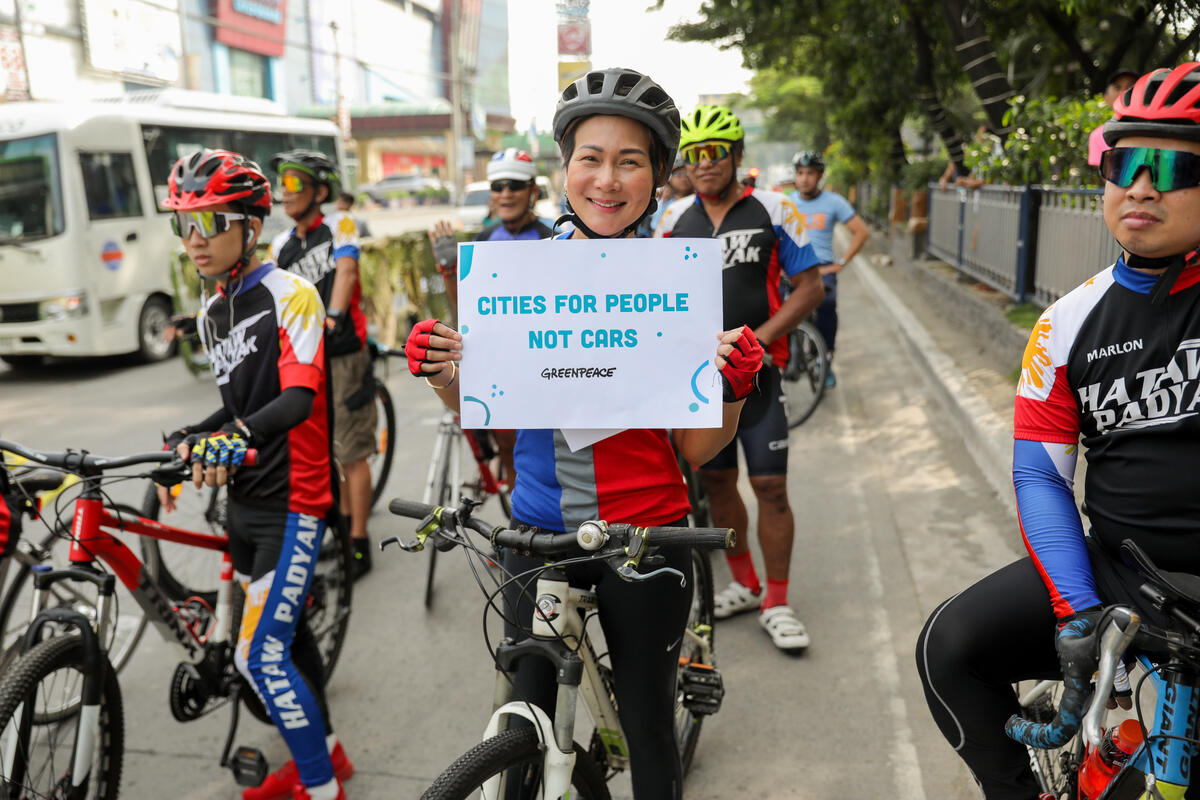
[242,743,354,800]
[292,780,346,800]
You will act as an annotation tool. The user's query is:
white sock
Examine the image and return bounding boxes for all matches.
[306,778,340,800]
[326,733,338,754]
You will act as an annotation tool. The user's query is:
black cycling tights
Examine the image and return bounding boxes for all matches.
[500,531,693,800]
[916,551,1200,800]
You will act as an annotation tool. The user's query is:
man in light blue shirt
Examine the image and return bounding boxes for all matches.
[788,150,870,386]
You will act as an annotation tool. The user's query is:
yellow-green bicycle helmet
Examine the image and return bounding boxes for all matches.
[680,105,745,148]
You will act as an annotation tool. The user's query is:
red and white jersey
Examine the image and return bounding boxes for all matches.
[197,265,332,516]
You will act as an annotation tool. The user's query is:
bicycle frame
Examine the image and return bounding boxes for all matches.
[481,569,629,799]
[44,495,235,663]
[423,411,463,506]
[1092,655,1200,800]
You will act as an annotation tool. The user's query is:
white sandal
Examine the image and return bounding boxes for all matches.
[713,581,761,619]
[759,605,810,652]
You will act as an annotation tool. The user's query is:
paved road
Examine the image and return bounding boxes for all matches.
[0,262,1019,798]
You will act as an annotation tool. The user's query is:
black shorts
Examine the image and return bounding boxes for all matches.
[702,365,788,475]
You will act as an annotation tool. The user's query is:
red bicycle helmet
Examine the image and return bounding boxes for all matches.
[164,149,272,217]
[1104,63,1200,145]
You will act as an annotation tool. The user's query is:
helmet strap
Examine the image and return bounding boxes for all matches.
[555,191,657,239]
[1119,238,1200,304]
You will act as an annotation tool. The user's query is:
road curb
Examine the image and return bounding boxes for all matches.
[842,233,1015,516]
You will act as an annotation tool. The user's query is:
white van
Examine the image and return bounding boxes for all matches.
[0,90,343,367]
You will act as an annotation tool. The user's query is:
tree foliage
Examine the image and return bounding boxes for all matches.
[665,0,1200,187]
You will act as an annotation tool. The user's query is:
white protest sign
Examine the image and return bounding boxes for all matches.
[456,237,723,431]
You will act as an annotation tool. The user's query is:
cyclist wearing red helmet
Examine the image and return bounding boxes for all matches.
[918,63,1200,799]
[158,149,351,800]
[406,67,762,799]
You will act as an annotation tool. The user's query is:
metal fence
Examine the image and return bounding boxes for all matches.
[926,183,1120,305]
[1033,189,1122,306]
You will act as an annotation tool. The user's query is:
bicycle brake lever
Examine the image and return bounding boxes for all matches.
[380,512,441,553]
[615,563,685,585]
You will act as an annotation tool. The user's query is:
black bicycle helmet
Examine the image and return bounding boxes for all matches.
[270,149,340,188]
[793,150,825,170]
[553,67,680,185]
[1104,63,1200,146]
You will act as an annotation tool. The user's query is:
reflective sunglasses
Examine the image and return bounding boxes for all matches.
[170,211,248,239]
[681,142,732,165]
[491,179,531,193]
[280,174,311,193]
[1099,147,1200,192]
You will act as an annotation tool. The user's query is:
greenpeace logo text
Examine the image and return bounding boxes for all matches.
[541,367,617,380]
[1087,339,1143,363]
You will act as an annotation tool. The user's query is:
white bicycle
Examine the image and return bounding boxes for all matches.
[385,498,731,799]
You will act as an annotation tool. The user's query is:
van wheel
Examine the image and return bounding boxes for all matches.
[0,355,45,369]
[137,297,175,363]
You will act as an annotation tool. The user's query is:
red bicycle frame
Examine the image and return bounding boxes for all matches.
[65,496,233,660]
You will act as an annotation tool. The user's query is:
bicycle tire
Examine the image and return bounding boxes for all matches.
[676,450,710,529]
[782,321,828,429]
[421,727,610,800]
[0,505,150,679]
[0,634,124,800]
[139,482,225,604]
[424,435,455,610]
[677,548,716,774]
[368,378,398,511]
[1013,679,1082,799]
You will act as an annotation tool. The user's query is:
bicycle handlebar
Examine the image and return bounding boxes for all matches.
[1004,607,1140,750]
[386,498,735,559]
[0,438,258,474]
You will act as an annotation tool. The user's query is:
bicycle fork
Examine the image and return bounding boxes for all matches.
[480,571,590,800]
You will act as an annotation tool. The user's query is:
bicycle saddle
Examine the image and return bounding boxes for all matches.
[1121,538,1200,609]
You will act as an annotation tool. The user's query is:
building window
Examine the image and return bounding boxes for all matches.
[80,152,143,220]
[229,48,269,98]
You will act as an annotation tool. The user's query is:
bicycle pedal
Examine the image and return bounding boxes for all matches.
[680,662,725,716]
[229,745,269,787]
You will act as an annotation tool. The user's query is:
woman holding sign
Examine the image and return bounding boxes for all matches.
[404,67,761,799]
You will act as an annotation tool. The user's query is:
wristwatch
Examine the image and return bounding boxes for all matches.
[835,258,846,267]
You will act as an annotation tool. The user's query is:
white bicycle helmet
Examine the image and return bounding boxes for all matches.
[487,148,538,182]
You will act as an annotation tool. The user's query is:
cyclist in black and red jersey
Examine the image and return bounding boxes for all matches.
[405,67,763,799]
[269,149,377,581]
[656,105,824,653]
[157,149,351,800]
[917,63,1200,799]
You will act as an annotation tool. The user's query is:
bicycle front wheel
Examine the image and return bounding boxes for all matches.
[369,378,398,511]
[421,727,609,800]
[782,321,828,428]
[0,634,124,800]
[676,548,716,774]
[0,505,150,678]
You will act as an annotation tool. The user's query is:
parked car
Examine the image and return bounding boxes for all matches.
[457,176,559,229]
[359,174,449,205]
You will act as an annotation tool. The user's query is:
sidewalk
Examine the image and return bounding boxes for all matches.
[834,225,1032,514]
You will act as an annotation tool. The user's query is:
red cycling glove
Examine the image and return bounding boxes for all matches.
[720,326,764,401]
[405,318,452,377]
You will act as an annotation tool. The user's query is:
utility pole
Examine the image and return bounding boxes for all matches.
[10,0,33,100]
[448,1,465,202]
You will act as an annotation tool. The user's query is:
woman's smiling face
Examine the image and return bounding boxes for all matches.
[564,115,656,237]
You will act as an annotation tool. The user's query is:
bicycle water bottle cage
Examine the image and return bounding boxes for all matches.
[679,662,725,715]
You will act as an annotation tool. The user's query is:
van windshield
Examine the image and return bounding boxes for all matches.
[0,133,64,244]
